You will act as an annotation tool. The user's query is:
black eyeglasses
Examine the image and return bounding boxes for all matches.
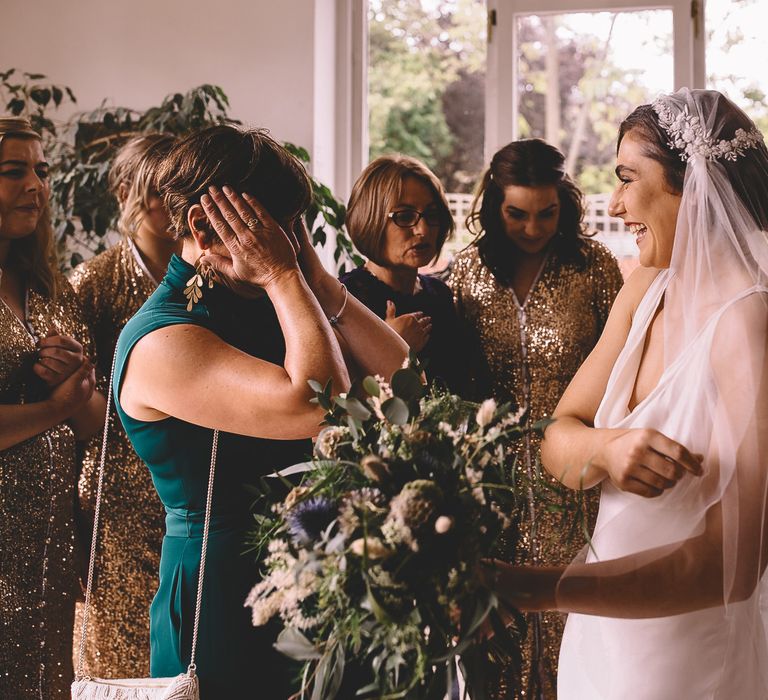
[387,208,443,229]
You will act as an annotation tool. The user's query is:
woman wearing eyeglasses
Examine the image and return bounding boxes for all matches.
[342,154,464,392]
[448,138,623,699]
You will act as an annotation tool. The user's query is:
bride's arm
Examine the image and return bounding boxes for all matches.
[542,266,702,495]
[495,293,768,618]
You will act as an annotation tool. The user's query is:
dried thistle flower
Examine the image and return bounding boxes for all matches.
[350,537,391,559]
[286,496,338,545]
[314,426,350,459]
[360,455,391,482]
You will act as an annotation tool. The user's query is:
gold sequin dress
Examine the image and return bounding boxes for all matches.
[69,239,164,678]
[448,240,623,699]
[0,273,92,699]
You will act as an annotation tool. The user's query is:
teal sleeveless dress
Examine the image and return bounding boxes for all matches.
[113,255,309,698]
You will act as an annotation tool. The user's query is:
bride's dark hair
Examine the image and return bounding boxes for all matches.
[158,124,312,240]
[619,94,768,230]
[466,138,589,286]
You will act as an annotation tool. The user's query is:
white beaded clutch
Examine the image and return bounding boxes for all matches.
[71,673,199,700]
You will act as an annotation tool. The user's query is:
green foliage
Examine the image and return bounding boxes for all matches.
[1,69,356,272]
[368,0,487,193]
[245,361,548,698]
[53,85,237,268]
[284,143,362,273]
[0,68,77,140]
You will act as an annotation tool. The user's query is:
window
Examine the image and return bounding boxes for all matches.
[355,1,766,273]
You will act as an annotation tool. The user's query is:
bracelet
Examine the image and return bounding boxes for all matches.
[329,283,348,326]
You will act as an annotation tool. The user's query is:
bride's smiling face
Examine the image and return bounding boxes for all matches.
[608,130,682,268]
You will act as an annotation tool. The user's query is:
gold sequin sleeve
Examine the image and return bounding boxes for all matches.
[69,241,165,678]
[448,251,489,401]
[588,240,625,332]
[0,276,91,698]
[447,240,622,698]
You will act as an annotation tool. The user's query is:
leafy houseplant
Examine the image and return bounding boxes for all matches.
[1,68,359,272]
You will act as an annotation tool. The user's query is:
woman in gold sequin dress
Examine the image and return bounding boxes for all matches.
[448,139,623,699]
[69,134,179,678]
[0,116,105,698]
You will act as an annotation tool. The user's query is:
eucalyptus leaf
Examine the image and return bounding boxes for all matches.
[531,416,555,433]
[274,627,322,660]
[391,368,425,403]
[363,376,381,397]
[382,396,409,425]
[311,650,332,700]
[366,583,394,624]
[336,396,372,421]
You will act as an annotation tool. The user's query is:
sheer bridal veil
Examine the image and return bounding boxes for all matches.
[557,89,768,697]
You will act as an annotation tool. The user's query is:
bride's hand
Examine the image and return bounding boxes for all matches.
[201,186,299,290]
[597,428,703,498]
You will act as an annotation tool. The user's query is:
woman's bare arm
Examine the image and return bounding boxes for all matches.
[494,292,768,618]
[68,390,107,440]
[120,188,351,440]
[121,272,349,439]
[541,267,701,496]
[292,219,409,380]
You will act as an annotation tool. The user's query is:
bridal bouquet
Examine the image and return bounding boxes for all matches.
[246,363,545,699]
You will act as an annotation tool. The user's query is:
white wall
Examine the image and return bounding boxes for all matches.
[0,0,339,182]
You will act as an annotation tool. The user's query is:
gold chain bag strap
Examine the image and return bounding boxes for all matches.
[72,349,219,700]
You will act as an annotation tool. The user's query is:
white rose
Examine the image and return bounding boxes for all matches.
[435,515,454,534]
[475,398,497,428]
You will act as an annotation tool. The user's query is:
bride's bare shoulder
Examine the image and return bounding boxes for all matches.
[612,265,661,320]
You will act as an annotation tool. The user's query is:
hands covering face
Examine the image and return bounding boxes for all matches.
[199,186,300,292]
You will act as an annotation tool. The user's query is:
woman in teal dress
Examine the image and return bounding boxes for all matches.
[113,125,408,697]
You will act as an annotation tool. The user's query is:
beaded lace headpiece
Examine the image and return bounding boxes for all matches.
[652,97,764,163]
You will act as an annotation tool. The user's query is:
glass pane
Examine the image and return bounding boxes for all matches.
[367,0,487,273]
[515,10,674,272]
[707,0,768,134]
[367,0,486,195]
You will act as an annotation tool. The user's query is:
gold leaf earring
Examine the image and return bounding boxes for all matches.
[184,255,215,311]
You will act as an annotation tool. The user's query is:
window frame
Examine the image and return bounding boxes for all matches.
[484,0,706,160]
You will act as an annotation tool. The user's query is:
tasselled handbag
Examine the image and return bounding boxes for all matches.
[72,351,219,700]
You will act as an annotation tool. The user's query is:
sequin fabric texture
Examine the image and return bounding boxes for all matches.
[0,275,92,699]
[449,240,624,699]
[69,239,165,678]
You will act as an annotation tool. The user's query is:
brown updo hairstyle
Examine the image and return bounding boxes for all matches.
[467,138,588,285]
[346,154,454,266]
[618,94,768,229]
[109,133,178,238]
[0,116,58,298]
[157,125,312,241]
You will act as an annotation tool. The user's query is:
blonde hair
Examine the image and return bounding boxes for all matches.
[0,116,58,298]
[345,155,454,266]
[108,133,177,238]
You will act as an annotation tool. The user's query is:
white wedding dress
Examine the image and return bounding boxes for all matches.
[558,90,768,700]
[558,271,768,699]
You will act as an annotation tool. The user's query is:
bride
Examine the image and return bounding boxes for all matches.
[487,89,768,698]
